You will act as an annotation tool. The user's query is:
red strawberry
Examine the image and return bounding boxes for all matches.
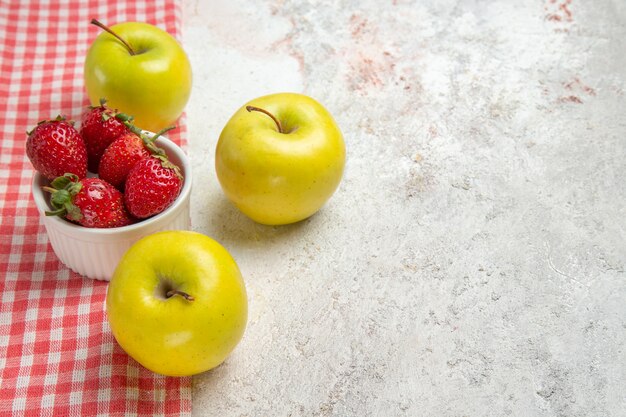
[124,156,184,219]
[98,133,151,190]
[43,174,133,228]
[26,116,87,180]
[98,126,175,190]
[79,99,131,172]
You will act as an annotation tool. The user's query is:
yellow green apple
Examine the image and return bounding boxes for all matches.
[215,93,345,225]
[106,231,247,376]
[84,19,192,132]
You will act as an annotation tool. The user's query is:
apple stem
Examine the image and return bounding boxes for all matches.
[246,105,284,134]
[90,18,137,56]
[166,289,195,302]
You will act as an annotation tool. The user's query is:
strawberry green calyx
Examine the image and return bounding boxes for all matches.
[154,154,184,181]
[117,118,143,136]
[117,119,175,158]
[145,126,176,157]
[113,112,133,123]
[87,97,108,110]
[91,98,134,124]
[26,115,71,136]
[102,111,133,123]
[43,173,83,221]
[149,126,182,180]
[49,173,82,191]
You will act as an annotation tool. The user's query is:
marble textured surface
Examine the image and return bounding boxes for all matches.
[182,1,626,416]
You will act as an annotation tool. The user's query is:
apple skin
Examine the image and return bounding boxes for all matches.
[215,93,345,225]
[106,231,247,376]
[84,22,192,132]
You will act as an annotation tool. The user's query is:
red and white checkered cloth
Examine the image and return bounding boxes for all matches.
[0,1,192,415]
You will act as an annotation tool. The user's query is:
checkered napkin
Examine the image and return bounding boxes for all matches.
[0,1,192,415]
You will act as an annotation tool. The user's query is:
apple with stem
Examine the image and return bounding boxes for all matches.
[215,93,346,225]
[106,231,248,376]
[85,19,192,132]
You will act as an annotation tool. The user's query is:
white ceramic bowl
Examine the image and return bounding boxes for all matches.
[31,136,192,281]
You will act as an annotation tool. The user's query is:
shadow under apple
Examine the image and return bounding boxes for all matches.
[193,193,315,252]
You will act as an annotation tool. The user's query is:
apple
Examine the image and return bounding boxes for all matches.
[215,93,345,225]
[106,231,247,376]
[84,19,192,132]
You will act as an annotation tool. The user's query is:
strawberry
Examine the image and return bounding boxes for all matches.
[98,133,150,190]
[98,126,174,190]
[43,173,133,228]
[124,156,184,219]
[26,116,87,180]
[79,99,131,172]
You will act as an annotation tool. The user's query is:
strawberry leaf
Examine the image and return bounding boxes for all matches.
[154,155,183,181]
[44,207,67,217]
[64,202,82,221]
[67,182,82,196]
[44,173,83,220]
[50,176,72,190]
[50,189,71,208]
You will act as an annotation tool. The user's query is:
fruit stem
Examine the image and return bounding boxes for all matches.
[120,119,143,136]
[147,127,174,156]
[166,289,195,302]
[246,106,283,134]
[44,207,66,217]
[90,18,136,56]
[152,126,176,142]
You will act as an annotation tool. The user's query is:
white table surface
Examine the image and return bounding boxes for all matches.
[182,1,626,415]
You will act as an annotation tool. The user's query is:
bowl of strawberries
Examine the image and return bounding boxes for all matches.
[28,101,192,281]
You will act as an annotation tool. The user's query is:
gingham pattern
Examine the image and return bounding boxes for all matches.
[0,1,191,415]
